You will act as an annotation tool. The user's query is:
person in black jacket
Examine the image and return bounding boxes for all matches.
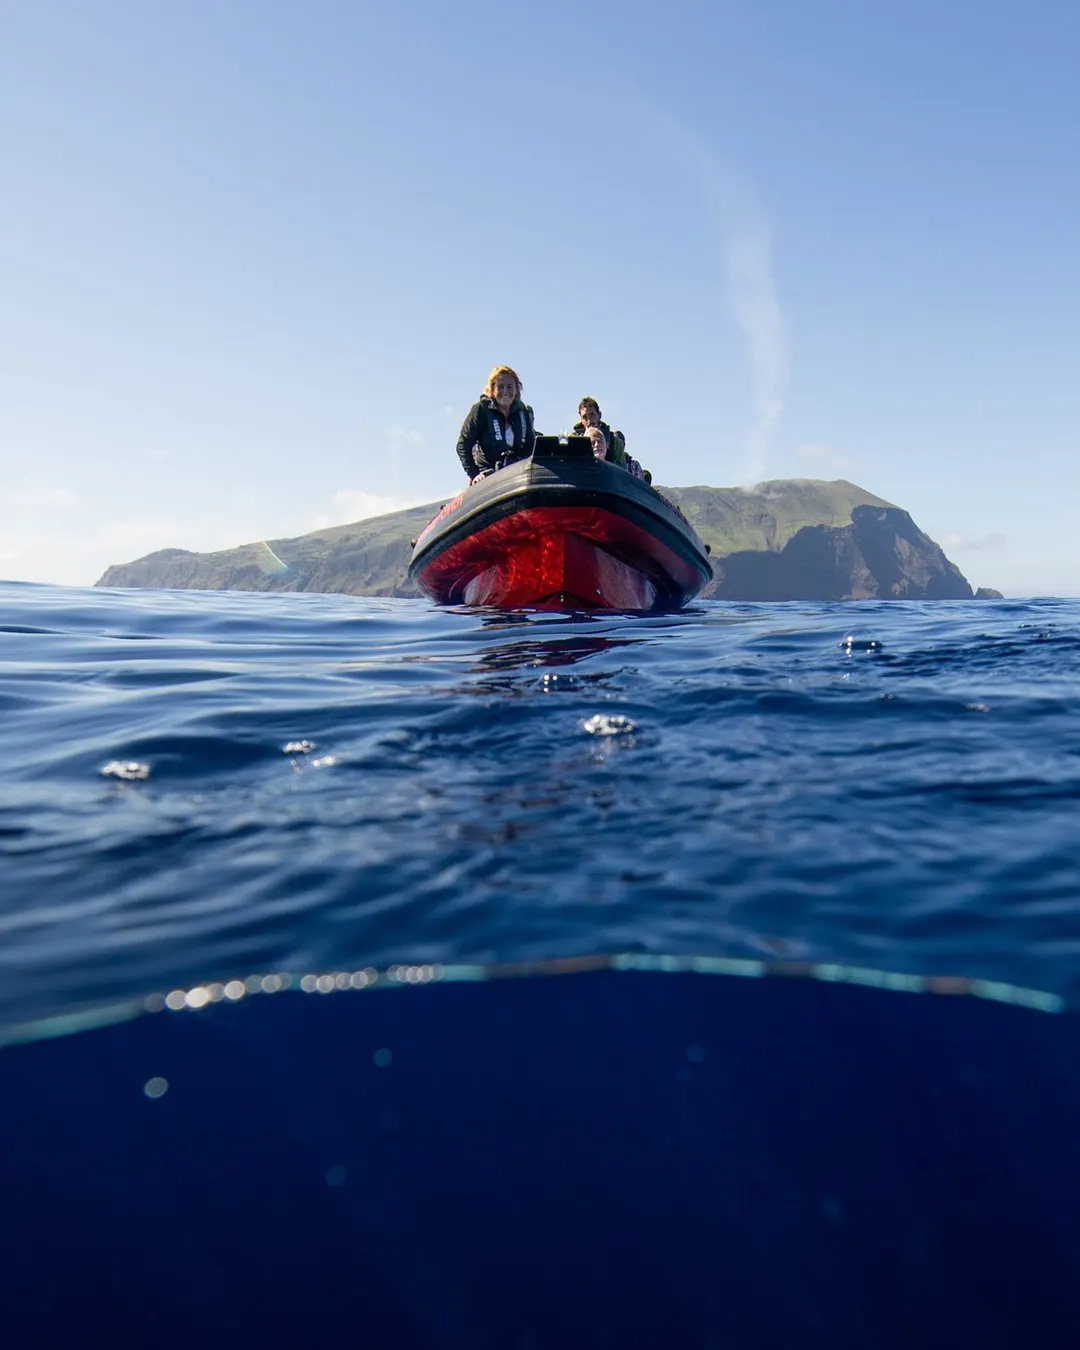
[573,397,626,468]
[456,366,536,482]
[573,397,652,483]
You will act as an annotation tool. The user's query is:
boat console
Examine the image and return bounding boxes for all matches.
[532,435,594,459]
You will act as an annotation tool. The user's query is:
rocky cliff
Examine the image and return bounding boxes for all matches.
[708,505,973,600]
[95,479,983,601]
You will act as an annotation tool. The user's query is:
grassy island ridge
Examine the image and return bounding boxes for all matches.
[95,478,983,601]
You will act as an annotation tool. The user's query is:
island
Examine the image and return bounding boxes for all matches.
[95,479,997,601]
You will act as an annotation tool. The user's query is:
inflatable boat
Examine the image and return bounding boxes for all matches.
[408,436,712,610]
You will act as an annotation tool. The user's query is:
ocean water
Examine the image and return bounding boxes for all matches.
[3,580,1080,1346]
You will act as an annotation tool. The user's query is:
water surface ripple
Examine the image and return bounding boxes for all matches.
[3,581,1079,1029]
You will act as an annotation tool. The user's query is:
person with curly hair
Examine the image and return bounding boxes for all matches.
[455,366,536,482]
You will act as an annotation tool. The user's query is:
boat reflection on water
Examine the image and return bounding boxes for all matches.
[470,632,638,679]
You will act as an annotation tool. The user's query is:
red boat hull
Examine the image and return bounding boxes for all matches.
[409,457,712,610]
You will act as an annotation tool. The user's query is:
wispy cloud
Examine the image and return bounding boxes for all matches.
[940,531,1008,553]
[0,491,431,587]
[0,513,255,586]
[309,489,430,530]
[724,217,788,484]
[625,99,789,486]
[795,443,855,472]
[0,479,79,509]
[387,425,425,446]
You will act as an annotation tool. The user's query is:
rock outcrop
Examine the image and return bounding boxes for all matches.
[707,506,973,601]
[95,479,977,602]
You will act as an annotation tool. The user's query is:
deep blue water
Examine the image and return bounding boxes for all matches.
[3,580,1080,1346]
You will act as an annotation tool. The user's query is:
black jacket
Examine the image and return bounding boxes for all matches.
[456,397,536,479]
[573,419,628,468]
[572,419,652,484]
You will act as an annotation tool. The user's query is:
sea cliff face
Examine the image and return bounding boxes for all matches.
[95,479,981,601]
[706,505,973,601]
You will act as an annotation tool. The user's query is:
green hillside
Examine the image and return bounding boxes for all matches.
[659,480,894,556]
[96,478,915,598]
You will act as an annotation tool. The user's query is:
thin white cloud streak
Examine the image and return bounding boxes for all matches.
[723,217,788,484]
[621,97,789,485]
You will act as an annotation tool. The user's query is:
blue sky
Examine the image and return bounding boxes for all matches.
[2,0,1078,594]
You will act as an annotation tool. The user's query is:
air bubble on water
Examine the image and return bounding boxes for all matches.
[101,760,150,781]
[283,740,317,755]
[582,714,637,737]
